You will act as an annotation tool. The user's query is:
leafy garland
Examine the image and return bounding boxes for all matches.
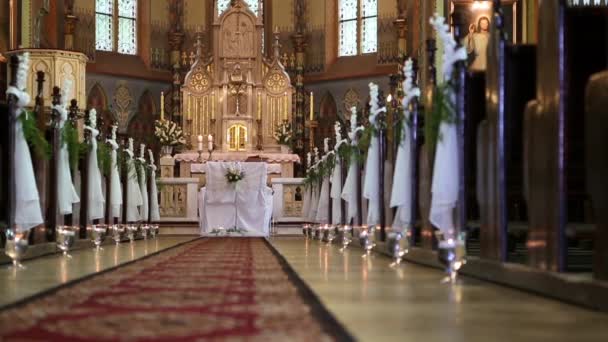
[19,110,51,159]
[133,158,146,184]
[117,150,137,181]
[425,82,457,151]
[61,122,87,170]
[303,153,336,188]
[96,142,113,177]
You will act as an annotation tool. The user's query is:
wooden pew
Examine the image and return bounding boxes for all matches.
[477,1,537,261]
[585,70,608,280]
[525,1,608,272]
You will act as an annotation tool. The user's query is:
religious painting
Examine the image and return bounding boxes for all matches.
[451,0,518,71]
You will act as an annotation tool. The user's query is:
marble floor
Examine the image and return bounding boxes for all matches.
[0,236,197,309]
[269,237,608,342]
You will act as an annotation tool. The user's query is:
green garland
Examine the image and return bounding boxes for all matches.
[19,110,51,159]
[97,142,113,177]
[117,150,136,181]
[425,82,457,151]
[61,123,87,170]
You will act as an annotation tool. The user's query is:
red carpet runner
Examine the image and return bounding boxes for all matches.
[0,238,352,341]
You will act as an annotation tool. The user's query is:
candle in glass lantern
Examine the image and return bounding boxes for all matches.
[160,91,165,120]
[208,134,213,151]
[197,135,203,151]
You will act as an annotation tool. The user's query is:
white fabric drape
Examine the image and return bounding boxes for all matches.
[302,185,311,221]
[138,161,149,221]
[126,153,143,222]
[107,141,122,218]
[315,175,330,224]
[149,165,161,221]
[342,153,359,223]
[86,126,105,221]
[390,120,413,230]
[308,183,319,222]
[430,120,459,236]
[55,105,80,216]
[363,117,381,226]
[6,85,44,232]
[199,162,272,236]
[330,156,342,225]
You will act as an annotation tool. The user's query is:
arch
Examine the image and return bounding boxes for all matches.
[127,90,158,154]
[87,83,115,134]
[316,92,339,148]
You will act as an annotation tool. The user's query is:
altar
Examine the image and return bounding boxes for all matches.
[156,1,302,228]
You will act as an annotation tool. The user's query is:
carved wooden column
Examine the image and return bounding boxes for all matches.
[480,0,508,261]
[79,107,91,237]
[409,59,422,247]
[47,87,61,241]
[64,0,78,51]
[168,0,185,122]
[121,139,128,224]
[292,0,307,176]
[5,56,19,236]
[451,10,468,238]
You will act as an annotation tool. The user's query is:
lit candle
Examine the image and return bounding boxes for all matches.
[160,91,165,120]
[211,92,215,120]
[309,92,314,121]
[208,134,213,151]
[198,135,203,152]
[284,93,288,120]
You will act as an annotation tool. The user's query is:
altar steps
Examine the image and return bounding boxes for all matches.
[159,223,200,236]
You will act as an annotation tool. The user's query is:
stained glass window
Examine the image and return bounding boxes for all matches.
[339,0,377,57]
[95,0,114,51]
[218,0,261,17]
[95,0,137,55]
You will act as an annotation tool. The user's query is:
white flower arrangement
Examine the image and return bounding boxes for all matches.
[429,13,468,81]
[225,162,245,184]
[273,121,292,146]
[402,58,421,110]
[154,119,187,147]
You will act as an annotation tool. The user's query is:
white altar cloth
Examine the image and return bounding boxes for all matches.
[198,162,273,236]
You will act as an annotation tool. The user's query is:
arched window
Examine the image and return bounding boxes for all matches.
[95,0,137,55]
[339,0,377,57]
[217,0,261,17]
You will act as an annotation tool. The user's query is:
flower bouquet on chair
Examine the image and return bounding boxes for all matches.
[210,226,247,236]
[225,163,245,184]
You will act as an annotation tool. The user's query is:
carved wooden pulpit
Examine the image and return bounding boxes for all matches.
[181,0,293,153]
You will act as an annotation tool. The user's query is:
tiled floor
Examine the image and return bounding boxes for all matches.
[270,237,608,342]
[0,236,197,309]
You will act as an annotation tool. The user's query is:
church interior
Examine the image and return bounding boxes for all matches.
[1,0,608,340]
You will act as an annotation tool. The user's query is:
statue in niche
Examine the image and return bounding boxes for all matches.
[222,13,254,58]
[465,16,491,71]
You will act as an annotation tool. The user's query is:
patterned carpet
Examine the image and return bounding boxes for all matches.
[0,238,352,341]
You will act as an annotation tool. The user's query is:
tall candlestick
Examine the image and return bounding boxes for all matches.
[309,92,314,121]
[284,93,288,120]
[197,135,203,152]
[160,91,165,120]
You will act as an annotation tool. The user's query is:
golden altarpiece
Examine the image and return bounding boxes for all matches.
[181,0,293,154]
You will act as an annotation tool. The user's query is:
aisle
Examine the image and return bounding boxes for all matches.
[270,237,608,342]
[0,236,196,309]
[0,238,352,341]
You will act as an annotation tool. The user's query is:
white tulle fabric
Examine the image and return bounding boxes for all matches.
[363,113,382,226]
[148,150,161,221]
[330,155,342,225]
[390,117,412,230]
[315,174,330,224]
[308,183,319,222]
[138,161,149,221]
[85,125,105,221]
[54,97,80,215]
[6,86,44,231]
[302,186,311,221]
[125,152,143,222]
[107,140,122,218]
[430,120,459,236]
